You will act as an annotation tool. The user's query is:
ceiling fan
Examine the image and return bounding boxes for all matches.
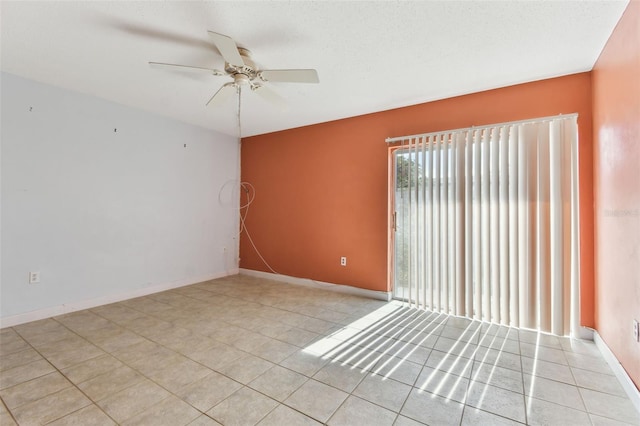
[149,31,319,108]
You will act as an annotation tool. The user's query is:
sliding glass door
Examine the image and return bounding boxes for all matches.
[391,116,580,336]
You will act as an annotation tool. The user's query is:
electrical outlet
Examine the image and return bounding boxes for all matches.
[340,257,347,266]
[633,319,639,342]
[29,271,40,284]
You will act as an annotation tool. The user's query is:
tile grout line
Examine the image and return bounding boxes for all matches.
[518,332,529,425]
[8,322,120,425]
[458,330,479,426]
[0,396,19,426]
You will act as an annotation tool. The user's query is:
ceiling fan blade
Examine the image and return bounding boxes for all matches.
[252,85,287,110]
[149,62,224,76]
[259,69,319,84]
[206,83,237,107]
[207,31,244,67]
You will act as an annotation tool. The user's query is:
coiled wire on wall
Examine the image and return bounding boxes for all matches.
[238,182,280,274]
[218,179,279,275]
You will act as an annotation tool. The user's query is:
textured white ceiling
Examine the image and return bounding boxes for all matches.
[0,1,628,137]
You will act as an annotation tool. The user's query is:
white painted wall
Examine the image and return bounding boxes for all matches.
[1,72,240,323]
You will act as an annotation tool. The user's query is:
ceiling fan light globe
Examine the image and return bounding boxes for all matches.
[234,74,251,86]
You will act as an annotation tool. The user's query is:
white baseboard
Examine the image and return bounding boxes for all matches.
[0,269,239,328]
[594,331,640,414]
[574,326,595,341]
[239,268,392,302]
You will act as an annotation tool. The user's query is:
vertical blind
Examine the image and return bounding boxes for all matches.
[389,115,579,336]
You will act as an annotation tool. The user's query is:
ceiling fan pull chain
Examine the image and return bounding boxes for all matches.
[237,85,242,140]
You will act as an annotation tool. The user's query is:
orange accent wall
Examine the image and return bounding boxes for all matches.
[592,0,640,389]
[241,73,594,326]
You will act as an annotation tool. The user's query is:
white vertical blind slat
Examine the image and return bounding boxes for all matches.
[517,124,530,328]
[499,126,510,325]
[427,135,434,311]
[400,136,411,299]
[481,129,491,322]
[407,137,413,307]
[537,123,551,332]
[473,131,482,320]
[508,125,519,327]
[561,121,573,335]
[415,137,420,309]
[420,136,427,311]
[464,132,474,317]
[448,134,456,314]
[549,121,564,336]
[433,134,441,312]
[442,134,449,313]
[490,127,500,322]
[568,118,580,337]
[456,133,465,316]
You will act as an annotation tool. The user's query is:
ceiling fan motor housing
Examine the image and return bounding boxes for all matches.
[225,47,257,83]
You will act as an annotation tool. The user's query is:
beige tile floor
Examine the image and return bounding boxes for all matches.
[1,274,639,425]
